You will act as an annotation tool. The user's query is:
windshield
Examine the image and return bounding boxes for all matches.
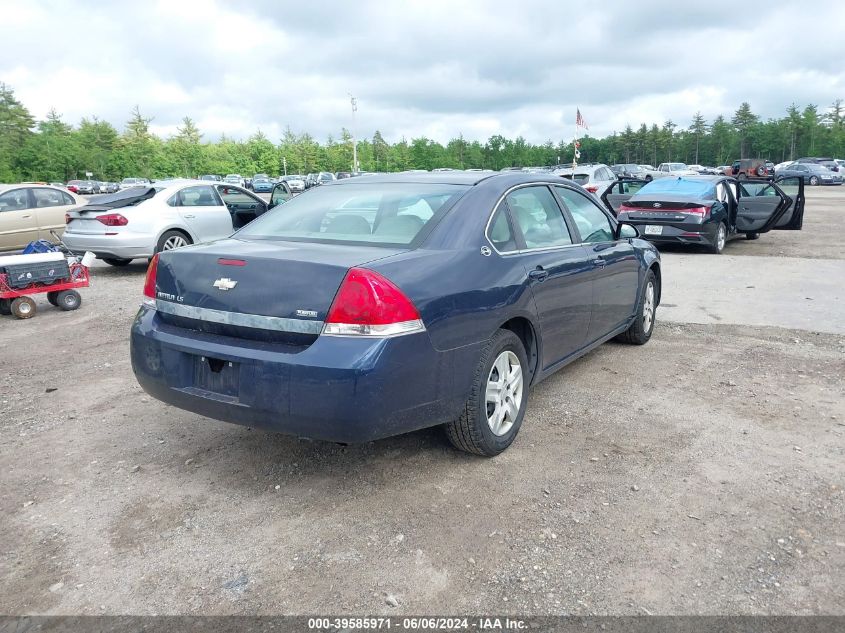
[668,163,688,170]
[560,174,590,184]
[237,183,468,246]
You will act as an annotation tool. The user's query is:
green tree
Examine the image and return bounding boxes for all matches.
[689,112,707,164]
[732,102,758,158]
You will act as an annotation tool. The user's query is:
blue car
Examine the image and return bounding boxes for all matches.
[251,177,274,193]
[131,172,661,456]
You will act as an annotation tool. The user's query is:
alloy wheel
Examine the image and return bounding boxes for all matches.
[716,224,726,252]
[643,281,655,332]
[485,351,523,436]
[163,235,188,250]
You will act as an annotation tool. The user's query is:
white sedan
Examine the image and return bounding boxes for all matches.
[63,179,274,266]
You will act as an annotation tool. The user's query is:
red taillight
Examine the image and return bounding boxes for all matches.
[142,254,159,308]
[585,185,598,193]
[218,258,246,266]
[683,206,710,219]
[65,214,71,224]
[324,268,423,337]
[619,204,636,214]
[96,213,128,226]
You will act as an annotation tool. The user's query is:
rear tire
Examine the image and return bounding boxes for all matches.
[103,258,132,266]
[56,290,81,311]
[616,269,657,345]
[745,232,760,241]
[11,296,36,319]
[709,222,727,254]
[156,230,192,253]
[809,176,819,186]
[445,329,529,457]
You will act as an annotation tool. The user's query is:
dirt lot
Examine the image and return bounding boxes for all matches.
[1,188,843,616]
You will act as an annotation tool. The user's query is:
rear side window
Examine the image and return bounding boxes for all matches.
[179,186,221,206]
[237,183,468,246]
[487,205,516,252]
[555,186,614,243]
[507,186,572,249]
[32,188,66,207]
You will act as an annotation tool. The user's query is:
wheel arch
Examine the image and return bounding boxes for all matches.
[648,261,662,306]
[498,316,540,385]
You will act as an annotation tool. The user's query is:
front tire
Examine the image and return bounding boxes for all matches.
[809,176,819,186]
[103,258,132,266]
[445,329,529,457]
[617,269,657,345]
[709,221,727,254]
[156,230,192,253]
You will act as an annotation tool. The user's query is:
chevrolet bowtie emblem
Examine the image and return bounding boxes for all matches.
[213,278,238,291]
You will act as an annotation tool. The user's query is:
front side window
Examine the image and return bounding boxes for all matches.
[555,186,614,243]
[216,186,256,205]
[0,189,29,212]
[507,186,572,249]
[237,183,468,246]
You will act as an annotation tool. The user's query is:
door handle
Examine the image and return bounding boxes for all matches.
[22,214,32,219]
[592,258,607,268]
[528,267,549,282]
[183,214,196,218]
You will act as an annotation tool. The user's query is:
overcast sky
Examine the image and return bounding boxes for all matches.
[2,0,844,145]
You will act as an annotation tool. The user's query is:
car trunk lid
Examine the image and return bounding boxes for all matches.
[152,238,404,344]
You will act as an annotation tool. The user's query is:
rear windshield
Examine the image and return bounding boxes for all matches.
[636,178,714,197]
[560,173,590,184]
[237,183,469,246]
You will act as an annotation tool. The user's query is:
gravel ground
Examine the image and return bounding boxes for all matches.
[1,188,843,616]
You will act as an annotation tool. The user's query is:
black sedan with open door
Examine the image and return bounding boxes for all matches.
[600,175,804,254]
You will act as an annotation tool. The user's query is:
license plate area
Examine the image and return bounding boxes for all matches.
[194,355,240,397]
[644,225,663,235]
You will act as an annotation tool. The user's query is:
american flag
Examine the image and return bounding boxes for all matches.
[576,108,588,130]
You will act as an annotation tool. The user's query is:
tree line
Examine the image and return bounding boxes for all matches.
[1,82,843,183]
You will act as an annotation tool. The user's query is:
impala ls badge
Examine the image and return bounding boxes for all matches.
[213,278,238,291]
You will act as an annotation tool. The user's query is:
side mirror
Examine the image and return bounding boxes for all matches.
[617,222,639,239]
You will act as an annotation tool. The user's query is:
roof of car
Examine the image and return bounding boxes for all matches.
[321,171,498,186]
[0,183,70,192]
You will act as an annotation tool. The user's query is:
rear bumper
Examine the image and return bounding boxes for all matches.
[130,307,477,443]
[622,220,719,246]
[62,232,155,259]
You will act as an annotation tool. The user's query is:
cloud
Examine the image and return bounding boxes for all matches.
[1,0,843,145]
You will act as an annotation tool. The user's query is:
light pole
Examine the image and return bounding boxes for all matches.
[349,94,358,173]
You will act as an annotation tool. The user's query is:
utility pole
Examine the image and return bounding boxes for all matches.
[282,156,287,176]
[349,94,358,173]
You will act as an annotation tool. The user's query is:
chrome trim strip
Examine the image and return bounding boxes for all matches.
[155,300,323,334]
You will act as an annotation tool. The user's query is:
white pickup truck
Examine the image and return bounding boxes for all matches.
[642,162,698,181]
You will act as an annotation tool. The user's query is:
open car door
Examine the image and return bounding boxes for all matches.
[734,178,794,234]
[772,176,805,230]
[599,178,649,216]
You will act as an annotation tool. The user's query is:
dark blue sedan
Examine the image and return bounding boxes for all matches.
[131,172,661,456]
